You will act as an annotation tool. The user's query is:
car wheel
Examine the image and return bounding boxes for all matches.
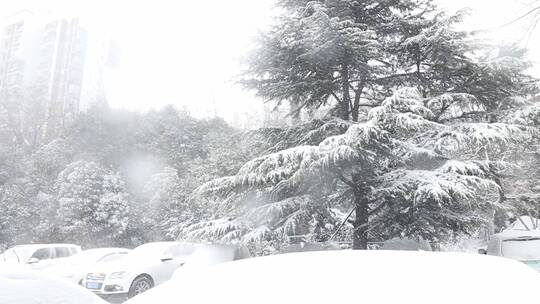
[128,275,154,298]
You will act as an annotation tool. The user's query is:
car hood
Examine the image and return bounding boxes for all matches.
[47,261,93,279]
[88,257,148,275]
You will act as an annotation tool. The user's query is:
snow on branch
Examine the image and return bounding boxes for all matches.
[369,88,442,133]
[437,160,503,178]
[178,195,329,245]
[192,176,236,197]
[426,93,485,122]
[235,146,321,187]
[297,118,352,146]
[395,140,445,165]
[242,195,312,227]
[376,168,499,207]
[500,103,540,126]
[241,225,274,243]
[231,119,389,190]
[180,218,246,243]
[430,122,537,153]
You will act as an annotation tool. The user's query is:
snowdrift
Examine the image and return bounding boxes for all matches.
[0,264,106,304]
[125,250,540,304]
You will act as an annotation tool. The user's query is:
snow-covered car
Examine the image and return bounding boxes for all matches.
[171,244,250,279]
[124,250,540,304]
[381,237,432,251]
[481,229,540,271]
[82,242,197,302]
[281,241,341,253]
[0,244,82,269]
[0,263,106,304]
[47,247,131,284]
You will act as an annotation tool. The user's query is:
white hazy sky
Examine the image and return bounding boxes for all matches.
[2,0,539,122]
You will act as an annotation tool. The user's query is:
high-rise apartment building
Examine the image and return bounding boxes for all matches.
[0,20,24,101]
[0,11,37,143]
[38,18,87,139]
[0,11,93,141]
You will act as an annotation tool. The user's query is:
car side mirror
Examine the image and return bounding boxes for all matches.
[160,254,173,262]
[27,258,40,264]
[478,249,487,255]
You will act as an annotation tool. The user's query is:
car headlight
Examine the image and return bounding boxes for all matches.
[108,271,127,279]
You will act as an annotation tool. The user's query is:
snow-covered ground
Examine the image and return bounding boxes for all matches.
[0,264,106,304]
[125,250,540,304]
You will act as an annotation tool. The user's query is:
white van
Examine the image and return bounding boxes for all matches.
[480,230,540,271]
[0,244,82,268]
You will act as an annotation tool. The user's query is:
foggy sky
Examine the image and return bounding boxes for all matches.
[1,0,539,124]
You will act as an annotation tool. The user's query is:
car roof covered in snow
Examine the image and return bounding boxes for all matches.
[9,243,80,250]
[1,244,82,262]
[124,250,540,304]
[493,229,540,240]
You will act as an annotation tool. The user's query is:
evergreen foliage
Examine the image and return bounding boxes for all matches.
[183,89,538,251]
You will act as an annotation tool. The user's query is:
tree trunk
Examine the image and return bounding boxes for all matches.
[340,63,351,121]
[352,93,360,122]
[351,83,364,122]
[493,177,507,232]
[416,59,427,98]
[352,194,369,250]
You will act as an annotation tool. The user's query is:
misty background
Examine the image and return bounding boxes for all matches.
[1,0,539,128]
[0,0,538,253]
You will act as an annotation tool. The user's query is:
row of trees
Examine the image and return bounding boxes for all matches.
[179,0,540,251]
[0,105,267,249]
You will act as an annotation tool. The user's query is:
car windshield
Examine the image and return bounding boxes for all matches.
[502,238,540,260]
[1,249,21,263]
[2,246,39,263]
[98,253,127,263]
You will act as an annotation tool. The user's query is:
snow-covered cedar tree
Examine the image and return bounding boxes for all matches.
[387,15,538,111]
[241,0,537,122]
[55,161,130,247]
[180,88,537,251]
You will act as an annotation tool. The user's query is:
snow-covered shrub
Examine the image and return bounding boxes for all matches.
[55,161,130,246]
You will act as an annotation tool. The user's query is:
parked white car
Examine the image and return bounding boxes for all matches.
[480,229,540,271]
[125,250,540,304]
[47,248,131,284]
[82,242,197,302]
[0,244,81,269]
